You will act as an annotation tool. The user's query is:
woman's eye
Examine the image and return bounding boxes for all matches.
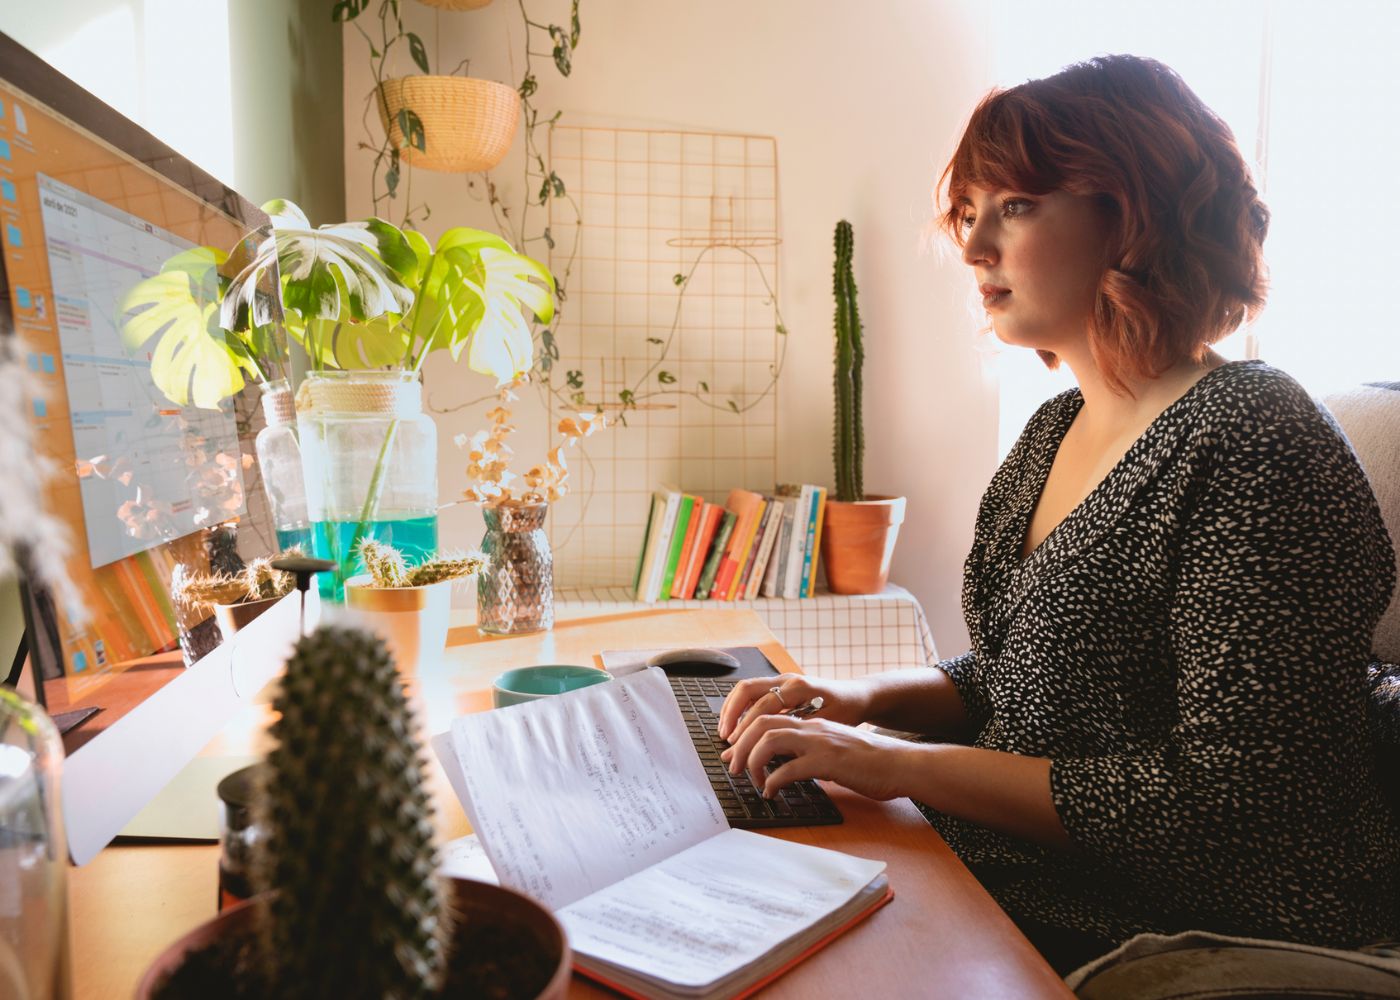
[958,214,976,232]
[1001,198,1033,218]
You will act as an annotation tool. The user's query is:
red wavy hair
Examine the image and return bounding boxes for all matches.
[939,55,1270,392]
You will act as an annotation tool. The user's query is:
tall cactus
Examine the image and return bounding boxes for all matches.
[255,624,449,999]
[832,219,864,502]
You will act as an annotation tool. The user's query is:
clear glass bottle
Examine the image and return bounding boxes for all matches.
[0,689,70,1000]
[255,379,313,553]
[296,371,438,601]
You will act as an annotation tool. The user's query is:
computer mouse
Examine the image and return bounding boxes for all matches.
[646,647,741,676]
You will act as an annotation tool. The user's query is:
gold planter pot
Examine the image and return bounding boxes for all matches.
[377,75,520,173]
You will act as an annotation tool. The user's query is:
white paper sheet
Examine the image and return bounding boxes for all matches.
[437,833,498,884]
[559,828,887,989]
[448,667,727,909]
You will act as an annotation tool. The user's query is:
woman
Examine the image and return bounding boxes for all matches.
[718,54,1399,974]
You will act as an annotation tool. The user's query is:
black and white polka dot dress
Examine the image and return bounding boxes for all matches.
[922,360,1400,948]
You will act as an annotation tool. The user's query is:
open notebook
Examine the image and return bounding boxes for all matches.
[432,667,891,1000]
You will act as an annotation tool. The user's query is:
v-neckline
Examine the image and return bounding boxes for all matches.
[1015,360,1255,567]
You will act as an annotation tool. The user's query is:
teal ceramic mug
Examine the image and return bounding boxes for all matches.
[492,665,612,708]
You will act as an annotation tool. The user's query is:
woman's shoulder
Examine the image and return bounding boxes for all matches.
[1183,360,1339,451]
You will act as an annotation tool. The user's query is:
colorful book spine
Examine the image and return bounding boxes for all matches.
[733,501,774,600]
[782,485,814,599]
[721,496,767,601]
[679,503,722,600]
[643,489,682,602]
[711,490,764,600]
[744,500,785,600]
[800,486,827,598]
[761,497,794,598]
[670,498,704,599]
[657,495,695,602]
[633,492,668,601]
[694,511,736,601]
[632,495,659,598]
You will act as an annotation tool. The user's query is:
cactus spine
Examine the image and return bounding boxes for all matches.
[255,624,449,998]
[833,219,864,503]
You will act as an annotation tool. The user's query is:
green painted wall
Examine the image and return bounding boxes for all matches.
[228,0,345,221]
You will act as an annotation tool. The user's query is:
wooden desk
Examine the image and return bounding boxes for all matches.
[68,608,1071,999]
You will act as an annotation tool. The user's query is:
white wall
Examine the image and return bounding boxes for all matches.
[343,0,997,656]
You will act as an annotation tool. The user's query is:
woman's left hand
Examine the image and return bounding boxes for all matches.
[719,716,916,802]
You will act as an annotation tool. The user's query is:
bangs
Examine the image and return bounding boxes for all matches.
[938,89,1063,243]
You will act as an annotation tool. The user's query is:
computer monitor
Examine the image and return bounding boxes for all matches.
[0,32,312,864]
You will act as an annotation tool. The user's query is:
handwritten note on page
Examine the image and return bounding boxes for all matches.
[447,667,727,909]
[558,828,887,989]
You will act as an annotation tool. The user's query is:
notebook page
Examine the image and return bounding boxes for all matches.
[559,828,887,989]
[448,667,727,909]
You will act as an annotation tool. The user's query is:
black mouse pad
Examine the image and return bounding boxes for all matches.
[598,645,780,680]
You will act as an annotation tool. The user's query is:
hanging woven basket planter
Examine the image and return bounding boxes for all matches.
[416,0,492,9]
[377,75,519,173]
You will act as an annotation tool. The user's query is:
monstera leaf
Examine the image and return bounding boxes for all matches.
[287,312,410,370]
[222,200,417,335]
[119,246,253,409]
[409,227,555,384]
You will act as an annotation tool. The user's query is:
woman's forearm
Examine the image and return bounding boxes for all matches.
[862,666,975,740]
[893,742,1072,851]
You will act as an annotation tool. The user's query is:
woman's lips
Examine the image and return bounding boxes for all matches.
[980,284,1011,308]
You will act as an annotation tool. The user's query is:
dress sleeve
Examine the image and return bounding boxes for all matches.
[1048,396,1395,924]
[936,651,990,732]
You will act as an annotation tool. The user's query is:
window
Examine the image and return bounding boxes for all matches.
[984,0,1400,456]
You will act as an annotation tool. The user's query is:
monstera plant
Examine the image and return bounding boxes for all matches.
[119,199,555,404]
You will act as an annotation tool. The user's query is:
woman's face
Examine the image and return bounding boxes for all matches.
[957,186,1112,356]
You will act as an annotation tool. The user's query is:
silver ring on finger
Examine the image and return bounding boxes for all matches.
[769,684,788,708]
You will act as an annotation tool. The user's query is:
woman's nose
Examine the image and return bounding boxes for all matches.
[961,228,997,267]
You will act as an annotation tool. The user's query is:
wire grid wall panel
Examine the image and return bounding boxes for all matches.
[553,585,940,680]
[545,127,783,588]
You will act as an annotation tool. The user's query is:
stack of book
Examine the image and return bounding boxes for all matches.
[632,485,829,602]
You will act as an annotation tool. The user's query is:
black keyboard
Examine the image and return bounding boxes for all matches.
[669,675,843,828]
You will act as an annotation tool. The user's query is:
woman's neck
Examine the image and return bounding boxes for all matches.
[1060,347,1226,436]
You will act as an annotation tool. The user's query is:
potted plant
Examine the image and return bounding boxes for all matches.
[819,220,906,595]
[336,0,521,180]
[344,538,483,670]
[171,554,297,641]
[122,199,561,600]
[136,623,570,999]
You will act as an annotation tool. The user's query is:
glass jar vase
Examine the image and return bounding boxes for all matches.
[296,371,438,601]
[254,379,312,553]
[477,501,553,635]
[0,689,70,1000]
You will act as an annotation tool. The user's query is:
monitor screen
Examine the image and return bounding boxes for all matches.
[0,32,300,862]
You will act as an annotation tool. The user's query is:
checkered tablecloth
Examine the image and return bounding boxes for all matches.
[554,583,939,679]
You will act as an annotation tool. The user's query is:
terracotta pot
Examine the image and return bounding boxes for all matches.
[819,495,907,595]
[136,878,570,999]
[212,595,281,643]
[343,574,455,672]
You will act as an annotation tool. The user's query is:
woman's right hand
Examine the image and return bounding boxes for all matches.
[717,674,875,744]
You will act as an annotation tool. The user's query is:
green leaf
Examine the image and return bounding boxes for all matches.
[549,25,572,76]
[385,164,400,198]
[407,32,429,74]
[776,322,787,335]
[727,400,739,413]
[409,227,557,384]
[657,370,676,385]
[396,108,425,152]
[223,201,415,332]
[566,369,584,389]
[119,246,252,409]
[647,337,662,345]
[698,381,709,392]
[543,227,554,250]
[537,177,551,206]
[539,353,553,373]
[672,273,686,286]
[518,73,537,99]
[550,173,566,197]
[571,390,586,407]
[570,0,581,47]
[619,388,636,408]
